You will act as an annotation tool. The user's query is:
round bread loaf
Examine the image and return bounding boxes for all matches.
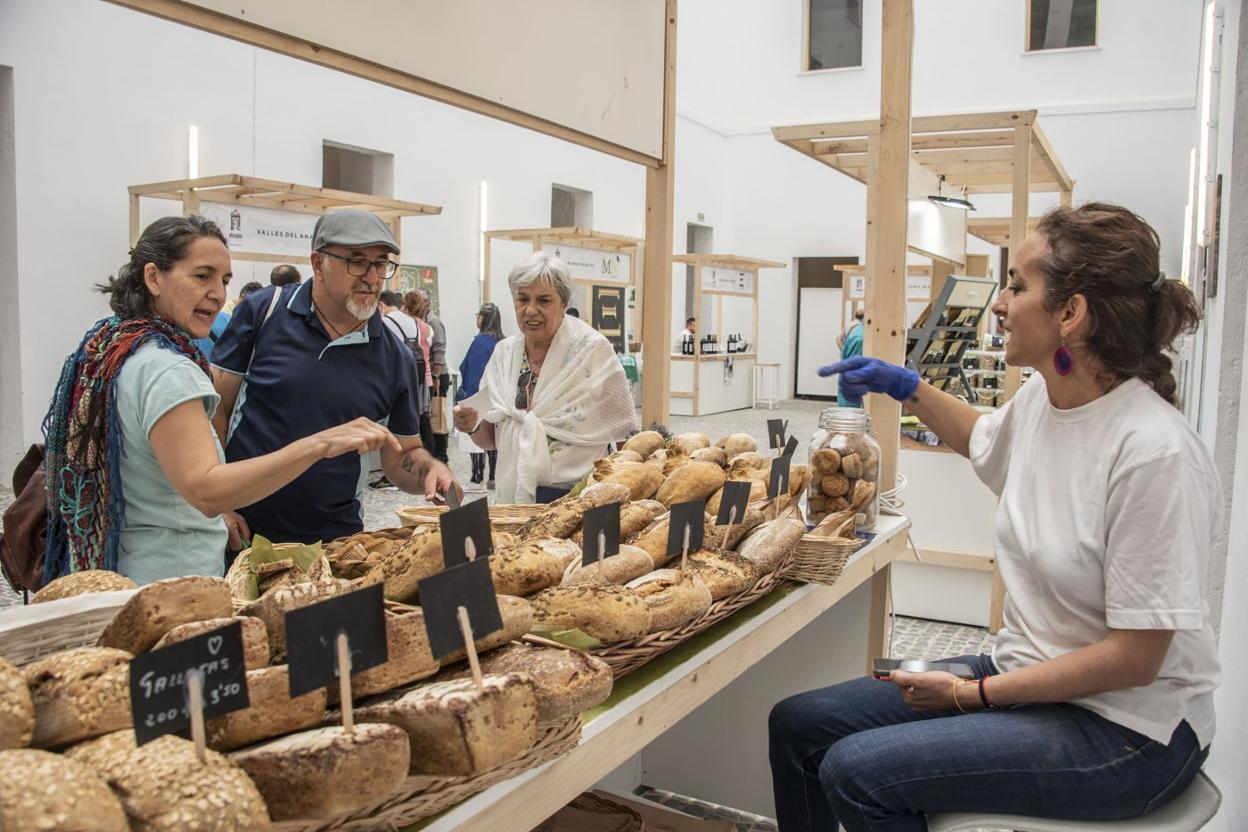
[626,569,713,633]
[717,433,758,459]
[621,430,666,459]
[736,517,806,573]
[31,570,137,604]
[531,537,583,569]
[670,432,711,455]
[531,585,649,643]
[686,551,761,601]
[450,643,613,721]
[610,449,644,463]
[65,730,271,830]
[0,748,128,830]
[98,575,233,654]
[360,530,442,602]
[23,646,132,748]
[0,658,33,749]
[690,446,728,467]
[490,542,565,597]
[153,616,270,670]
[562,545,654,587]
[239,577,354,662]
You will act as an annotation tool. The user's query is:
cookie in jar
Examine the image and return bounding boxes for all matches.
[807,407,881,530]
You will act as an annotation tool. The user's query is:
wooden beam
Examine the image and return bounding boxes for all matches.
[910,130,1016,150]
[128,173,241,195]
[1060,189,1073,208]
[772,120,880,142]
[1002,123,1032,403]
[1030,121,1074,192]
[810,138,870,155]
[864,0,913,497]
[911,110,1035,133]
[641,0,677,427]
[911,146,1015,165]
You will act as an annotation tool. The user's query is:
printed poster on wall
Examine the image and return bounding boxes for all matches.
[847,274,866,300]
[398,265,441,314]
[701,268,753,293]
[545,243,631,284]
[200,204,316,258]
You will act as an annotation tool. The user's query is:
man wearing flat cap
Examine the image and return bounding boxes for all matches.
[210,210,460,549]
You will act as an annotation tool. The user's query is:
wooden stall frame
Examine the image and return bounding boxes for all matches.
[671,254,783,415]
[128,174,442,264]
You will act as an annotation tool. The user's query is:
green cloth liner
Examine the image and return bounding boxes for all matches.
[528,623,602,651]
[240,535,322,600]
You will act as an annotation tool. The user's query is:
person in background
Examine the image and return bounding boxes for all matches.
[836,308,865,408]
[458,303,504,490]
[453,252,637,503]
[210,211,459,547]
[414,287,451,464]
[238,281,264,300]
[770,203,1218,830]
[674,316,696,352]
[404,289,436,454]
[567,307,580,318]
[43,215,398,584]
[368,290,425,490]
[270,263,301,287]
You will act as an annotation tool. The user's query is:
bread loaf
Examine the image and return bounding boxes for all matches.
[439,595,533,664]
[687,551,761,600]
[98,576,232,654]
[626,569,713,632]
[355,673,538,776]
[65,730,271,831]
[207,664,327,752]
[0,748,128,830]
[727,451,769,474]
[31,570,137,603]
[609,449,644,463]
[670,432,710,455]
[575,500,663,546]
[531,537,584,569]
[736,517,805,573]
[562,545,654,587]
[628,511,718,568]
[153,616,270,670]
[660,446,691,477]
[690,446,728,467]
[441,643,612,721]
[595,461,664,500]
[0,658,33,749]
[339,609,438,700]
[490,541,565,597]
[531,585,649,643]
[359,529,442,602]
[621,430,666,459]
[230,724,409,821]
[239,577,353,662]
[23,647,132,748]
[717,433,758,459]
[518,483,629,540]
[706,478,767,517]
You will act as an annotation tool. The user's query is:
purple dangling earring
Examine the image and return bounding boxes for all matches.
[1053,339,1074,376]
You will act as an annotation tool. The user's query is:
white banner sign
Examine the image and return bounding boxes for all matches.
[201,204,317,258]
[906,275,931,300]
[702,268,754,293]
[847,274,866,300]
[544,243,631,284]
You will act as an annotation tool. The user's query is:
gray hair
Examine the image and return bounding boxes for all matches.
[507,251,573,306]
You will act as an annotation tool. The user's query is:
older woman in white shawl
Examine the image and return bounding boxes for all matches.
[453,252,638,503]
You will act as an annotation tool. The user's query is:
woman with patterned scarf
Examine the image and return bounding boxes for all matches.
[44,215,402,585]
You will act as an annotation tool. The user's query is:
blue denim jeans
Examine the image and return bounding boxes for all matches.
[768,653,1207,832]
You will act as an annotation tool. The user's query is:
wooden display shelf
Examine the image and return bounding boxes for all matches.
[414,516,911,832]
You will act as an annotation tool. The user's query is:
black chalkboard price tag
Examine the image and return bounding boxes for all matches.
[767,419,789,450]
[284,583,388,698]
[666,499,706,557]
[418,558,504,664]
[581,502,621,567]
[768,451,794,500]
[129,621,249,747]
[716,480,752,526]
[439,498,494,568]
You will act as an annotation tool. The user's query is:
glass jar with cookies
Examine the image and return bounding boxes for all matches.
[807,407,881,533]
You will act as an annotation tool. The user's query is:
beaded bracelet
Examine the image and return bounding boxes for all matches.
[978,675,997,710]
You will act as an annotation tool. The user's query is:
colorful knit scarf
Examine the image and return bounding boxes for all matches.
[42,315,209,581]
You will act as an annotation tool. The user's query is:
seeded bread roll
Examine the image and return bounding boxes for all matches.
[562,545,654,587]
[0,748,128,830]
[440,595,533,665]
[359,529,442,602]
[65,730,271,831]
[230,724,409,821]
[517,483,630,540]
[0,658,33,749]
[440,643,613,721]
[153,616,270,670]
[239,578,353,662]
[97,576,232,654]
[736,517,806,574]
[626,569,713,632]
[334,609,437,701]
[531,585,650,643]
[31,570,137,603]
[686,551,761,600]
[573,500,664,547]
[23,647,132,748]
[490,541,565,597]
[354,673,538,776]
[530,537,584,570]
[207,665,327,752]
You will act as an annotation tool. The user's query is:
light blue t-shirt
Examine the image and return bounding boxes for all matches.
[114,343,228,584]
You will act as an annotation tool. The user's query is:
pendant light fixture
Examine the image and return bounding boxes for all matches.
[929,174,976,211]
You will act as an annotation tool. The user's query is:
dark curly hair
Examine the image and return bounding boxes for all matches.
[98,215,228,318]
[1034,202,1201,405]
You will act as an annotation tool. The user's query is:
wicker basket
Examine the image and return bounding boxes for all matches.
[588,554,795,678]
[534,791,645,832]
[271,716,582,832]
[395,503,545,533]
[779,533,863,585]
[0,589,137,667]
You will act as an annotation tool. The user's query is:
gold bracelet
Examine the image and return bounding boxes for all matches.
[952,679,969,714]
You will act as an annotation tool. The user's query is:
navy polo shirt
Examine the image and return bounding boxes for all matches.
[211,282,421,544]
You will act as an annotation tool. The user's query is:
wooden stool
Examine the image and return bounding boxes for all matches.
[928,771,1221,832]
[754,363,780,410]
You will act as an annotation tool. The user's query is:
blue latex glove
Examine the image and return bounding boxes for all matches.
[818,356,920,403]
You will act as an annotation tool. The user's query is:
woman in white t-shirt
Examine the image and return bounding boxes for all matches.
[770,203,1218,831]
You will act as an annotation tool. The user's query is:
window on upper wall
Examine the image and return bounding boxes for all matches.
[804,0,863,71]
[1027,0,1098,52]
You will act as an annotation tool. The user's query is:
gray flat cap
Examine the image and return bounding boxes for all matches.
[312,210,399,254]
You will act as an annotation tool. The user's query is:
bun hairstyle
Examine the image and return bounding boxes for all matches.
[98,215,228,319]
[1034,202,1201,405]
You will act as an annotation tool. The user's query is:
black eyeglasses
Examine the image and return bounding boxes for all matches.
[319,250,399,279]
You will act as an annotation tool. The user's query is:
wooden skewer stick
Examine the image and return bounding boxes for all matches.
[458,606,484,691]
[721,506,737,550]
[465,537,477,562]
[186,670,207,763]
[597,530,607,580]
[336,632,354,735]
[680,523,691,575]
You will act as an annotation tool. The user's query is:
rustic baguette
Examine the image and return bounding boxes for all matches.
[626,569,713,632]
[562,545,654,587]
[736,517,806,573]
[686,550,761,600]
[531,585,650,643]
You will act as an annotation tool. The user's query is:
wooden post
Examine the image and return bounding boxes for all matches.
[181,187,200,217]
[129,192,141,247]
[640,0,677,428]
[863,0,913,496]
[482,232,492,304]
[1060,188,1073,208]
[1002,122,1032,402]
